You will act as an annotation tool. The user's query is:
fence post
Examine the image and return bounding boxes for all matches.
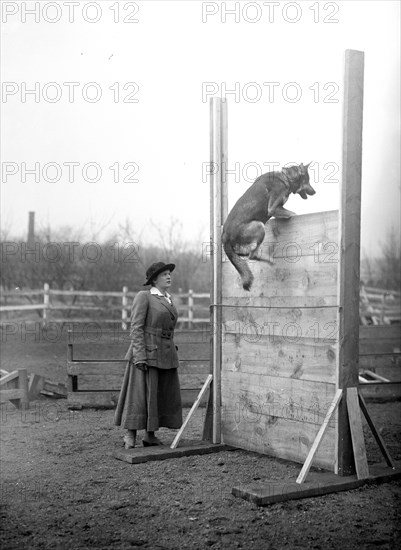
[122,286,128,330]
[188,289,194,329]
[380,293,385,324]
[43,283,50,326]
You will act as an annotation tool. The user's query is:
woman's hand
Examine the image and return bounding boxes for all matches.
[136,363,148,372]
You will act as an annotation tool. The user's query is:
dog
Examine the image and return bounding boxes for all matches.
[222,163,316,291]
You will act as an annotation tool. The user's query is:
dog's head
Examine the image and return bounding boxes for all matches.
[282,163,316,199]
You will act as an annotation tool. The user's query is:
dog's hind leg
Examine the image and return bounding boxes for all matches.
[243,221,275,264]
[240,221,265,258]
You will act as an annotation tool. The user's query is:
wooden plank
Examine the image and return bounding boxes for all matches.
[296,389,343,483]
[222,294,338,309]
[0,388,25,402]
[223,254,338,300]
[0,304,45,312]
[211,96,224,444]
[221,412,336,470]
[358,392,395,468]
[222,335,337,384]
[359,354,401,376]
[225,209,338,261]
[114,442,235,464]
[202,380,214,441]
[221,372,336,426]
[359,381,401,402]
[67,361,210,377]
[337,49,365,477]
[67,391,120,408]
[0,370,19,386]
[28,374,45,400]
[346,387,369,479]
[359,342,401,356]
[359,325,401,341]
[171,374,213,448]
[66,388,207,409]
[67,361,127,376]
[222,305,338,341]
[232,462,401,507]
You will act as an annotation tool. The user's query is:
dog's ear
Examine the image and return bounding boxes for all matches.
[305,162,312,169]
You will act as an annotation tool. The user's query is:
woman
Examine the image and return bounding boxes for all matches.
[114,262,183,448]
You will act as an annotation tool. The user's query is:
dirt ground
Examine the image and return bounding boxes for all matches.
[1,332,401,549]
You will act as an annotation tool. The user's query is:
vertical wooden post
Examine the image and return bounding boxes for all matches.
[337,49,365,476]
[380,293,385,324]
[188,289,194,329]
[210,97,228,444]
[122,286,128,330]
[43,283,50,326]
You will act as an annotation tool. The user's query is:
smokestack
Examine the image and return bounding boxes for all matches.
[28,212,35,247]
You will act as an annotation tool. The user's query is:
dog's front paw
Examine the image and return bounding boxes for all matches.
[272,206,296,219]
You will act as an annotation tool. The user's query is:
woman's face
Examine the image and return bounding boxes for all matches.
[153,270,171,291]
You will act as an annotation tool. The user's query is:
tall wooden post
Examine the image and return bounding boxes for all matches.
[337,49,365,476]
[210,97,228,444]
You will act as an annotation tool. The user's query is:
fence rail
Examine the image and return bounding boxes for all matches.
[1,283,400,327]
[0,284,210,328]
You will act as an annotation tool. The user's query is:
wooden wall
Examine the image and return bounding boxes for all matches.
[221,210,339,470]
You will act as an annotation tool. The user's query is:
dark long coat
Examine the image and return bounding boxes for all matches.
[114,290,182,429]
[124,290,179,369]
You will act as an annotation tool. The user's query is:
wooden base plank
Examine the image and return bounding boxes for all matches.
[346,387,369,479]
[113,441,235,464]
[232,461,401,506]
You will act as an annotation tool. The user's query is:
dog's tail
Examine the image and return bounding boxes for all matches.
[223,240,254,291]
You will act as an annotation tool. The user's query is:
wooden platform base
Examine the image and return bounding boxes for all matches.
[113,440,235,464]
[232,462,401,506]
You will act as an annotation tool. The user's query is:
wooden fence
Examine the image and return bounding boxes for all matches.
[360,285,401,325]
[1,283,399,327]
[0,285,210,328]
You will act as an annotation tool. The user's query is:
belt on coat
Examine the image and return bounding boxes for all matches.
[144,326,174,339]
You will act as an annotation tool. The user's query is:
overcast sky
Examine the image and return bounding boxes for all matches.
[1,0,400,257]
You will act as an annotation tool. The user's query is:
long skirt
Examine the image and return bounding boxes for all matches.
[114,362,182,431]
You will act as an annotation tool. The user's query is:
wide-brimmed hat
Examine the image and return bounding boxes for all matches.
[144,262,175,286]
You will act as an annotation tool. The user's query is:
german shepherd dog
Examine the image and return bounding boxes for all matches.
[222,163,316,291]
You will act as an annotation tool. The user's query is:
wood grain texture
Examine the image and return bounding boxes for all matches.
[337,49,365,476]
[223,252,338,300]
[221,411,336,470]
[346,387,369,479]
[222,334,337,383]
[296,389,342,483]
[232,462,401,506]
[222,305,338,341]
[221,372,336,427]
